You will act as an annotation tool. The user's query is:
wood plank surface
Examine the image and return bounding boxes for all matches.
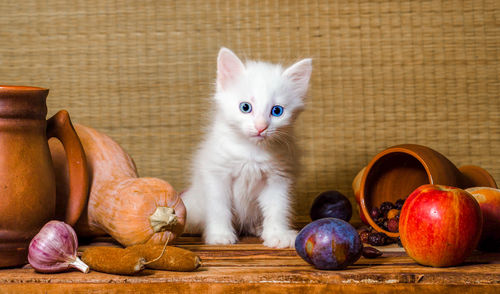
[0,236,498,294]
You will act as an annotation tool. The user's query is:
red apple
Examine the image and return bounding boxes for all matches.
[399,184,482,267]
[465,187,500,251]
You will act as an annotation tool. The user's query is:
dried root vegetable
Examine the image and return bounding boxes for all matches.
[81,247,146,275]
[127,244,201,271]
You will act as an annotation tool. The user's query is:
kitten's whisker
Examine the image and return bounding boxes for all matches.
[267,130,295,155]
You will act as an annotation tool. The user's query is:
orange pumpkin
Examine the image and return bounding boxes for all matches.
[50,124,186,246]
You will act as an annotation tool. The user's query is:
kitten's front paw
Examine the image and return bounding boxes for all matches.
[262,229,297,249]
[204,232,238,245]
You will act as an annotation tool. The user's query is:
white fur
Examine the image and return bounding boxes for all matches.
[182,48,312,248]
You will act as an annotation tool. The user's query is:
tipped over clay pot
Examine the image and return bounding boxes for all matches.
[354,144,497,237]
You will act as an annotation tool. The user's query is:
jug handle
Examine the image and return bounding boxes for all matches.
[47,110,89,226]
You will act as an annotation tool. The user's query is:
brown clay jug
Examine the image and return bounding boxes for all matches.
[0,86,89,268]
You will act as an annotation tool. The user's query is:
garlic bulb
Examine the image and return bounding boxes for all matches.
[28,220,89,273]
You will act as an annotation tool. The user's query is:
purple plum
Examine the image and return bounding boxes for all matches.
[310,190,352,222]
[295,218,362,270]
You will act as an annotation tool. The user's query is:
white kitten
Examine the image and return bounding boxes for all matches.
[181,48,312,248]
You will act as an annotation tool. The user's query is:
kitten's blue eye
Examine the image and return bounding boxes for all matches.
[239,102,252,113]
[271,105,284,117]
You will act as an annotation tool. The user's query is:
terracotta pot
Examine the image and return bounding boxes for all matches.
[0,86,89,268]
[354,144,497,237]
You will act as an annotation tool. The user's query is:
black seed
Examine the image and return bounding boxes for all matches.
[362,246,383,258]
[368,232,386,246]
[380,201,395,216]
[359,230,370,243]
[370,207,381,219]
[387,218,399,232]
[395,199,405,210]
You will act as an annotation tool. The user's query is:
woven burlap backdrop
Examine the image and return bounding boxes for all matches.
[1,0,499,223]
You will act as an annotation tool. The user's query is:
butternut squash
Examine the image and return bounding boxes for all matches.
[50,124,186,246]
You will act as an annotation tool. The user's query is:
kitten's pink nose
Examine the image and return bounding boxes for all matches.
[255,121,269,135]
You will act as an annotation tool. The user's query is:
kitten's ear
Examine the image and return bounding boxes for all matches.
[283,58,312,98]
[217,47,245,91]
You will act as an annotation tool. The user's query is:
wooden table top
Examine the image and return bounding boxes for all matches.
[1,236,499,293]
